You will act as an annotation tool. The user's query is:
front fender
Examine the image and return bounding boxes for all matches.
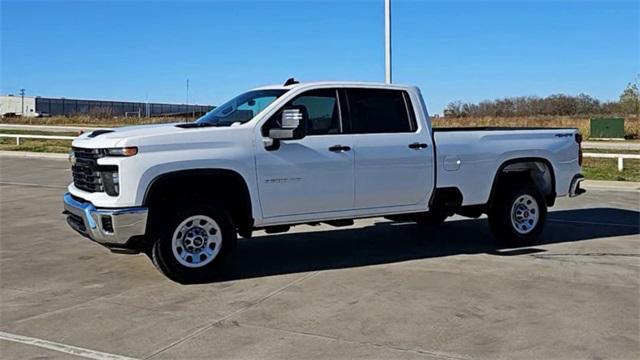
[136,159,261,222]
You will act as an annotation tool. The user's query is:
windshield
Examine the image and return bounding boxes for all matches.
[196,89,287,126]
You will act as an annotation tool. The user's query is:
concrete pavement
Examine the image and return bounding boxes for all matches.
[0,156,638,359]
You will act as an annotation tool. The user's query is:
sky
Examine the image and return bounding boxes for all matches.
[1,0,638,114]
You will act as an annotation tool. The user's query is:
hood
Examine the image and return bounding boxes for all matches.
[89,123,182,139]
[71,122,249,149]
[72,123,182,148]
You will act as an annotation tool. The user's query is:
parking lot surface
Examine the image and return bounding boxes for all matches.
[1,156,639,359]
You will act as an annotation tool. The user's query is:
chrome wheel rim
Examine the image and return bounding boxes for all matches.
[510,195,539,234]
[171,215,222,268]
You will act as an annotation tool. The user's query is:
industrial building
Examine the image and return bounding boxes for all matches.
[0,95,213,118]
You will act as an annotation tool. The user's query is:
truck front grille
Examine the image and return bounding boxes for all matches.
[72,147,104,193]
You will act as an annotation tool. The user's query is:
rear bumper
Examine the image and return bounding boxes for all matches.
[569,174,586,197]
[63,192,148,246]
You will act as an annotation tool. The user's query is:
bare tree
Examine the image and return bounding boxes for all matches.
[444,81,639,118]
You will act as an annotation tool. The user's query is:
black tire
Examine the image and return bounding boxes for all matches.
[415,210,448,226]
[488,182,547,246]
[150,201,237,284]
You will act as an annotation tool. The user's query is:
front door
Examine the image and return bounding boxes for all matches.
[256,89,355,219]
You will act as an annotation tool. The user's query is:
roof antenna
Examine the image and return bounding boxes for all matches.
[283,77,299,86]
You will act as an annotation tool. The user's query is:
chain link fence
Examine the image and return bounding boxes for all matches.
[34,97,213,117]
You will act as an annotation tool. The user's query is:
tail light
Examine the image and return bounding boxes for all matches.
[575,133,583,166]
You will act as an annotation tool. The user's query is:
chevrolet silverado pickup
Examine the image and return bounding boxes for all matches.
[63,80,585,283]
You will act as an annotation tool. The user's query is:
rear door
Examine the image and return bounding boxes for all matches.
[345,88,434,209]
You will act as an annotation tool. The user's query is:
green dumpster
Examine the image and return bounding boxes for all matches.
[590,118,625,139]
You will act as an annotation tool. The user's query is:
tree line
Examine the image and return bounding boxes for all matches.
[444,81,639,118]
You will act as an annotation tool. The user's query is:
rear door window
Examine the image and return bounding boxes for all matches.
[346,89,415,134]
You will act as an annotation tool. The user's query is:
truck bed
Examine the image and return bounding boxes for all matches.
[433,127,581,206]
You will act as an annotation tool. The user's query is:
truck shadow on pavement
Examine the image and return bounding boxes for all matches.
[214,207,639,283]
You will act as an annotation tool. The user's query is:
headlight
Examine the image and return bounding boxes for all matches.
[68,151,77,166]
[100,166,120,196]
[105,147,138,157]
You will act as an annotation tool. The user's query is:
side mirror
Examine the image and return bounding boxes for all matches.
[268,106,307,140]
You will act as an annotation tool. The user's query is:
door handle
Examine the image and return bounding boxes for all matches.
[328,145,351,152]
[408,142,428,149]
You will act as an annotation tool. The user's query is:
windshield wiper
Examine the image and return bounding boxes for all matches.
[175,122,217,129]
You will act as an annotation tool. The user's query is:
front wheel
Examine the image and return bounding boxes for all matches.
[488,183,547,246]
[150,202,236,283]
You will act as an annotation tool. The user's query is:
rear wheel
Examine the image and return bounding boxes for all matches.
[150,201,236,283]
[488,183,546,245]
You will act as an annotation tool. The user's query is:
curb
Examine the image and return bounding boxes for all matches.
[582,180,640,192]
[583,141,640,151]
[0,151,67,160]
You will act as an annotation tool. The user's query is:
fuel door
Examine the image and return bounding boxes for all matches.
[444,155,461,171]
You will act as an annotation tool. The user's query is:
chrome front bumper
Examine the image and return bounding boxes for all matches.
[569,174,586,197]
[63,193,148,245]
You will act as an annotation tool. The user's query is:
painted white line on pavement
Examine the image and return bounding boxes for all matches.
[0,331,138,360]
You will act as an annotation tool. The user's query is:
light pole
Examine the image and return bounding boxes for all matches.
[186,78,190,122]
[635,74,639,119]
[19,88,25,115]
[384,0,392,84]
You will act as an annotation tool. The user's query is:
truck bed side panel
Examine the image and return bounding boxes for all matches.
[433,129,581,206]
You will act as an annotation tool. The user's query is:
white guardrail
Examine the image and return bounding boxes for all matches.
[0,134,76,145]
[0,133,639,171]
[583,152,640,172]
[0,124,97,133]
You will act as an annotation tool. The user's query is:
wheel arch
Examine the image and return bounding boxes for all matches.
[143,168,254,235]
[488,157,557,208]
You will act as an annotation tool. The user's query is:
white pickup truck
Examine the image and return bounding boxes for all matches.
[63,80,585,283]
